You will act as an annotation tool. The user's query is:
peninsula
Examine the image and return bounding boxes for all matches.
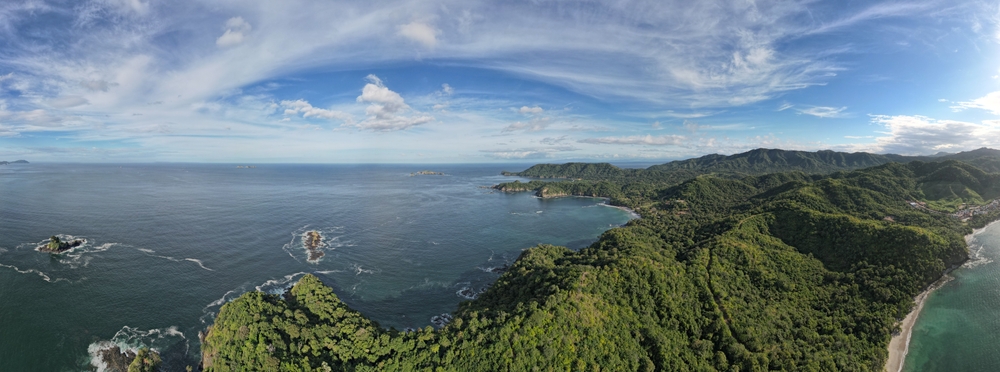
[37,236,83,253]
[0,160,29,165]
[203,148,1000,371]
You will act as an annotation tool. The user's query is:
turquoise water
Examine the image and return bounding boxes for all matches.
[903,221,1000,371]
[0,163,634,371]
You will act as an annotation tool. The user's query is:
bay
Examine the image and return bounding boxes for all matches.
[0,163,634,371]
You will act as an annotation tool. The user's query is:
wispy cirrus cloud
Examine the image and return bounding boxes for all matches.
[0,0,891,123]
[0,0,985,161]
[798,106,847,118]
[502,117,550,133]
[579,134,687,146]
[480,145,577,159]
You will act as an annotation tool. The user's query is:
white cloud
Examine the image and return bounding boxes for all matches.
[502,117,550,132]
[354,74,433,131]
[0,101,65,130]
[865,115,1000,155]
[47,96,90,109]
[0,0,983,162]
[518,106,543,115]
[578,134,687,146]
[540,135,569,145]
[280,100,352,122]
[440,83,453,95]
[80,79,113,92]
[216,17,252,48]
[777,103,794,111]
[951,91,1000,115]
[683,121,702,133]
[798,106,846,118]
[480,146,577,159]
[398,21,438,48]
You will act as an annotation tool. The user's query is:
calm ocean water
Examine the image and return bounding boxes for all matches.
[0,163,634,371]
[903,221,1000,371]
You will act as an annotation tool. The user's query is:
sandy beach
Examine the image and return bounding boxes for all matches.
[884,276,950,372]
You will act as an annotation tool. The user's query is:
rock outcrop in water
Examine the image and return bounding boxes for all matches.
[96,346,161,372]
[37,236,82,253]
[303,231,324,261]
[410,170,444,176]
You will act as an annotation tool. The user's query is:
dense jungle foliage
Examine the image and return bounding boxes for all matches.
[202,149,1000,372]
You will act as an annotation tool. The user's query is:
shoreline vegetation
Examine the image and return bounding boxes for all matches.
[201,148,1000,371]
[885,218,1000,371]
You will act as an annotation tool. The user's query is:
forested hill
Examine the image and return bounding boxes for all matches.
[501,147,1000,180]
[202,159,999,371]
[932,147,1000,172]
[647,148,907,175]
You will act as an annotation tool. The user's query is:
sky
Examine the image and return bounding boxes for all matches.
[2,0,1000,163]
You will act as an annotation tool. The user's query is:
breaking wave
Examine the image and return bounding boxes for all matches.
[87,326,186,372]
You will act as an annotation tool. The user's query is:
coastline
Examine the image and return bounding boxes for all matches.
[884,273,954,372]
[598,201,641,219]
[885,219,1000,372]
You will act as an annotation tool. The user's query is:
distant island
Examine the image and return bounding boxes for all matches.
[37,236,83,253]
[303,231,324,262]
[0,160,28,165]
[410,170,444,176]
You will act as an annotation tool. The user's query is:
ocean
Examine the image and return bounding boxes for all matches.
[903,221,1000,371]
[0,163,635,371]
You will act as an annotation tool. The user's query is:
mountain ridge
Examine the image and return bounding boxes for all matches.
[503,148,1000,180]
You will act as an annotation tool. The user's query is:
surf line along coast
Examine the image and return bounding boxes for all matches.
[884,219,999,372]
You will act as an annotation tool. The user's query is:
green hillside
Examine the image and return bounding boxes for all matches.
[502,148,1000,181]
[202,159,995,371]
[647,148,903,175]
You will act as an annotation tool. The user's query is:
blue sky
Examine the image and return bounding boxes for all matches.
[1,0,1000,163]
